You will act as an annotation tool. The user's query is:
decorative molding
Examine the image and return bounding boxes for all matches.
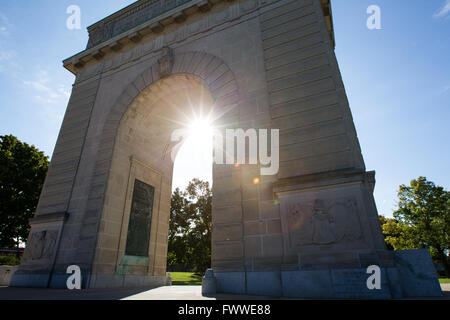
[29,212,69,226]
[86,0,192,49]
[198,0,213,12]
[273,169,372,194]
[70,0,255,83]
[130,156,163,177]
[128,31,143,43]
[63,0,256,76]
[158,47,174,78]
[68,0,334,83]
[92,49,105,60]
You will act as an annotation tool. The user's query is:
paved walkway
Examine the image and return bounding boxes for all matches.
[0,285,274,300]
[0,284,449,300]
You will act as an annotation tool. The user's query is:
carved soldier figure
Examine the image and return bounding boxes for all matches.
[312,199,336,245]
[42,231,57,259]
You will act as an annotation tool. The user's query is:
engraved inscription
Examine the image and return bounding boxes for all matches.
[125,179,155,257]
[87,0,190,49]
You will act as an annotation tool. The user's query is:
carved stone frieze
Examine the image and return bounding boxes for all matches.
[87,0,189,49]
[283,196,363,249]
[65,0,262,77]
[27,230,58,261]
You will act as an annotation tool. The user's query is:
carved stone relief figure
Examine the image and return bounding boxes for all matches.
[311,199,336,245]
[29,231,46,260]
[331,198,363,242]
[286,202,313,246]
[42,231,58,259]
[284,196,363,249]
[28,230,58,261]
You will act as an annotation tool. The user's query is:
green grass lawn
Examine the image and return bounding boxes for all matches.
[169,272,203,285]
[169,273,450,285]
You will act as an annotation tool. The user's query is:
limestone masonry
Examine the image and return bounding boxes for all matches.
[11,0,442,298]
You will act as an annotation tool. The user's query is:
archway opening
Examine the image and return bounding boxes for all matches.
[169,86,215,283]
[93,74,218,286]
[172,111,214,192]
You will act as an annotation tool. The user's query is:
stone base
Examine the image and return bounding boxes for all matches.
[9,271,51,288]
[212,249,442,299]
[88,274,168,289]
[10,270,169,289]
[0,266,18,286]
[202,269,217,296]
[393,249,443,297]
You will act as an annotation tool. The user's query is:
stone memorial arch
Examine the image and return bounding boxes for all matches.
[11,0,441,298]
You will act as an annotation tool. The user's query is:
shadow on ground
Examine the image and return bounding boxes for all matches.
[0,284,449,300]
[0,286,159,300]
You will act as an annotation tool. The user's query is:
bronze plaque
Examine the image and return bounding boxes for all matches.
[125,179,155,257]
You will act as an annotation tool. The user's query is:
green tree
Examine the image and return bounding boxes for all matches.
[168,188,192,268]
[384,177,449,277]
[0,135,49,247]
[379,215,417,251]
[168,178,212,273]
[184,179,212,273]
[378,215,395,250]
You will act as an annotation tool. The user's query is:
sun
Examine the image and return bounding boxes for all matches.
[188,116,214,139]
[172,115,214,191]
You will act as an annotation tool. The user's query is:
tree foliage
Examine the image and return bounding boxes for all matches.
[168,178,211,273]
[0,135,49,247]
[379,215,416,251]
[379,177,449,277]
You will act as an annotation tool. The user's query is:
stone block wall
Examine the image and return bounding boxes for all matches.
[12,0,401,295]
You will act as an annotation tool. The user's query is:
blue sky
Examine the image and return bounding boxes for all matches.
[0,1,449,217]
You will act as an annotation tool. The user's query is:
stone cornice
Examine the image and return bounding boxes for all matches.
[29,212,69,226]
[87,0,172,33]
[63,0,226,74]
[320,0,334,48]
[273,169,375,195]
[63,0,335,76]
[86,0,193,49]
